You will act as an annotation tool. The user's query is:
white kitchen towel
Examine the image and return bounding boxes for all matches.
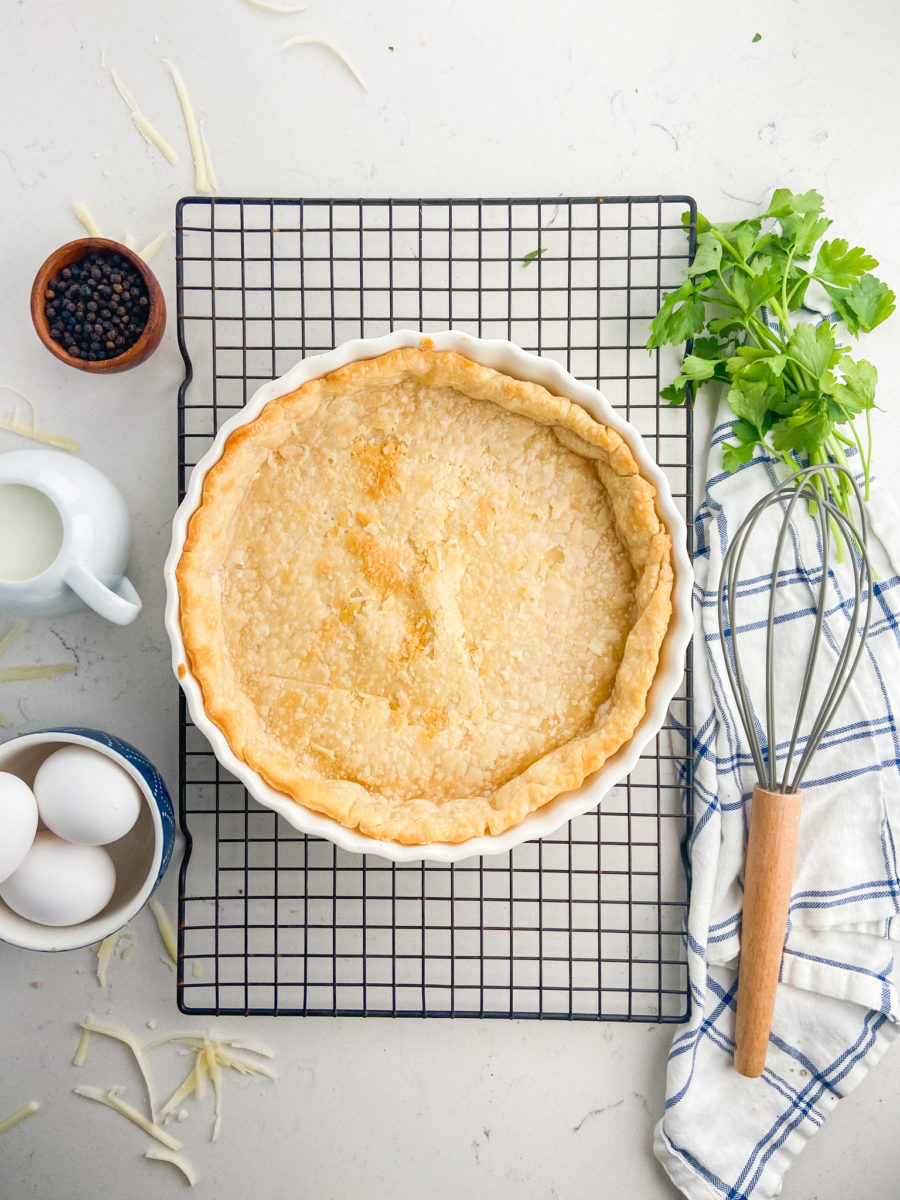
[653,389,900,1200]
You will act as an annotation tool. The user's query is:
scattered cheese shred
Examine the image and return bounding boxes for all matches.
[163,60,213,194]
[153,1031,275,1141]
[73,1086,181,1151]
[0,413,80,452]
[72,1027,92,1067]
[227,1038,275,1058]
[160,1063,202,1120]
[191,961,202,979]
[73,202,103,237]
[139,232,167,263]
[96,932,120,987]
[0,664,74,684]
[149,898,178,965]
[125,232,137,250]
[145,1147,197,1187]
[0,1101,40,1135]
[79,1016,159,1121]
[199,123,217,192]
[110,70,179,164]
[280,35,367,90]
[216,1047,276,1080]
[0,624,22,660]
[0,714,9,728]
[0,384,79,453]
[244,0,307,11]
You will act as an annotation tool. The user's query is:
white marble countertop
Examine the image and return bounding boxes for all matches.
[2,1,899,1196]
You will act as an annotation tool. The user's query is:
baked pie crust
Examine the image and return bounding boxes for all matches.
[176,346,674,844]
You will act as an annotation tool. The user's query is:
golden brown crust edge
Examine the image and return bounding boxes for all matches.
[176,346,674,844]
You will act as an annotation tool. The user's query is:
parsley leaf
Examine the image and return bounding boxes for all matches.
[770,395,833,455]
[833,357,877,415]
[647,280,706,348]
[686,233,723,278]
[765,189,824,220]
[814,238,878,287]
[786,321,839,384]
[722,440,757,472]
[522,247,546,268]
[842,273,896,333]
[731,262,782,313]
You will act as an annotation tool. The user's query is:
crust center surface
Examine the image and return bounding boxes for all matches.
[220,379,636,803]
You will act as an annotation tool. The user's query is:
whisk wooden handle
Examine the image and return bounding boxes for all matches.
[734,784,803,1078]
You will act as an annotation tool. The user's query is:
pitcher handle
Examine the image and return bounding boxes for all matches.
[65,562,142,626]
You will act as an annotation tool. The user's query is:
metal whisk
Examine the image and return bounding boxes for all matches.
[717,463,873,1077]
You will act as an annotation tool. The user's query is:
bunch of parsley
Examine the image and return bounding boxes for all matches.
[647,189,895,517]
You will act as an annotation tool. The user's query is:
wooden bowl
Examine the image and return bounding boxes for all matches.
[30,238,166,373]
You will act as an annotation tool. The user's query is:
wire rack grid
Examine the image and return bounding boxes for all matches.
[175,195,695,1020]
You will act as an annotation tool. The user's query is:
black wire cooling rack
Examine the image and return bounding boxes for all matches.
[175,195,695,1019]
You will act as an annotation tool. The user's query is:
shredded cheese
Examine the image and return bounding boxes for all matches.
[0,413,79,451]
[0,664,74,684]
[227,1038,275,1058]
[204,1037,223,1141]
[191,961,202,979]
[73,1087,181,1151]
[152,1031,275,1141]
[0,1102,40,1135]
[145,1147,197,1186]
[0,385,79,453]
[280,35,367,90]
[160,1062,202,1119]
[96,932,120,987]
[79,1017,159,1121]
[0,714,9,728]
[244,0,307,11]
[139,232,167,263]
[163,60,213,194]
[124,232,137,250]
[72,1026,92,1067]
[149,898,178,966]
[110,70,179,164]
[73,202,103,237]
[0,624,21,660]
[199,123,217,192]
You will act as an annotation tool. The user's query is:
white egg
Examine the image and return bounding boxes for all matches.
[0,772,39,885]
[0,831,116,926]
[34,745,143,846]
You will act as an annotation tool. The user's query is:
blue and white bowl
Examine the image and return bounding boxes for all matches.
[0,728,175,951]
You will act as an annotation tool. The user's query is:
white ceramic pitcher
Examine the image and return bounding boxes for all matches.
[0,449,142,625]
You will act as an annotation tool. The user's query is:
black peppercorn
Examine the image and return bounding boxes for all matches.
[43,250,150,362]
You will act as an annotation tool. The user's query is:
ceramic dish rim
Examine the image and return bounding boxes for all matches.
[164,329,693,863]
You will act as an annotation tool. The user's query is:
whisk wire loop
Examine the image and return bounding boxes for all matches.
[717,463,873,795]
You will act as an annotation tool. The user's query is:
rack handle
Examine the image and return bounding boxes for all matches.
[734,784,803,1078]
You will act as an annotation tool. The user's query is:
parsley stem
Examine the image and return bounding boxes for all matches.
[781,351,817,390]
[786,272,809,308]
[843,421,867,480]
[769,297,793,339]
[710,228,756,277]
[781,247,796,316]
[745,312,783,353]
